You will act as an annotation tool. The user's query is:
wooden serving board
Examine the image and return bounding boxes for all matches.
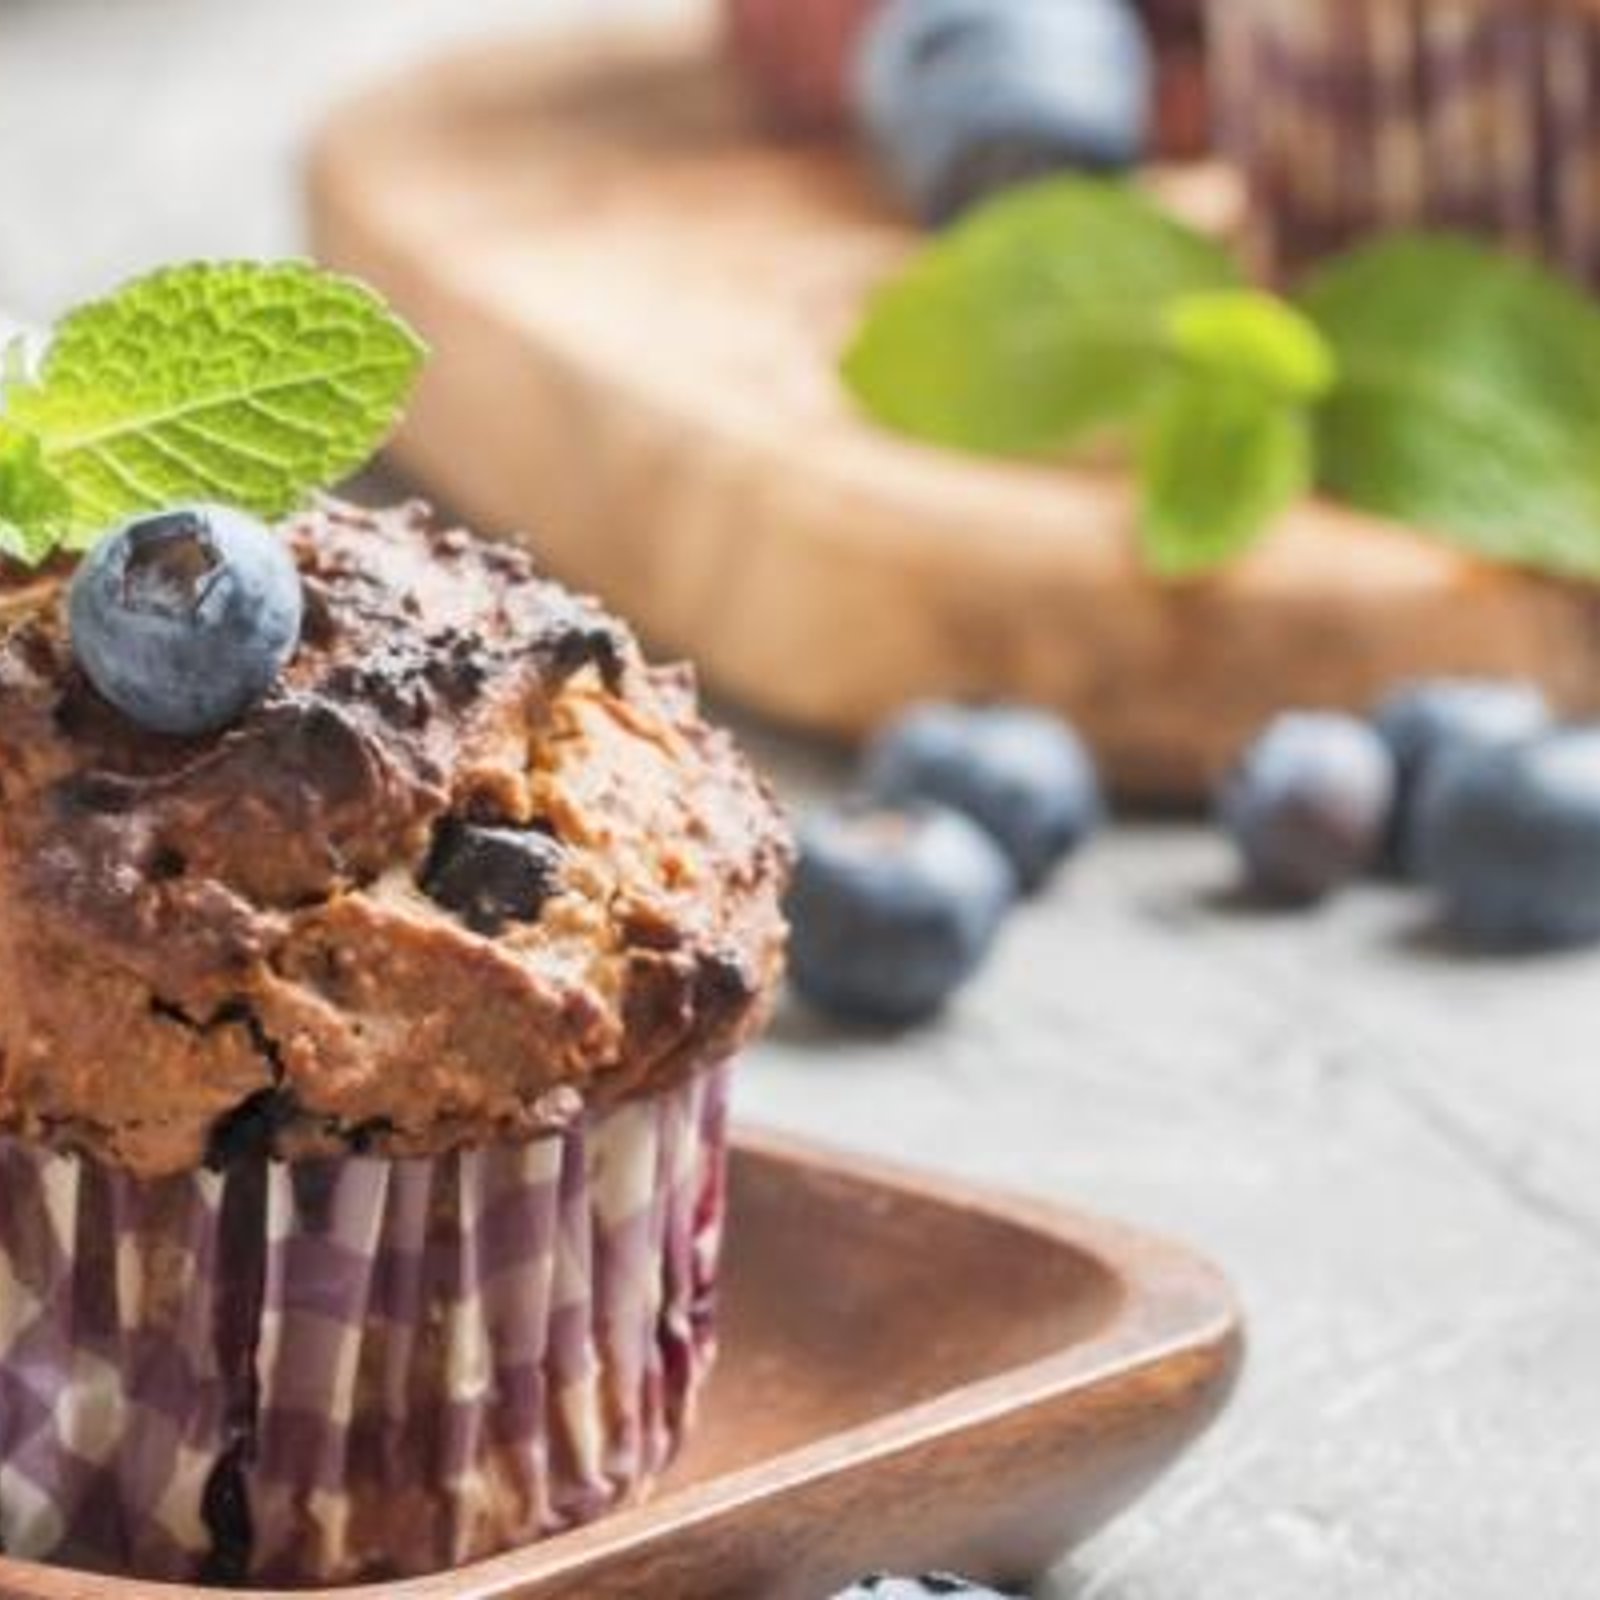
[0,1129,1239,1600]
[308,21,1600,800]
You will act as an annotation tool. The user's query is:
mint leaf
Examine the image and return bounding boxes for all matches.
[1167,289,1335,402]
[0,421,71,565]
[1,333,33,394]
[842,177,1240,456]
[1303,236,1600,580]
[1140,374,1312,579]
[4,261,425,551]
[1138,290,1328,576]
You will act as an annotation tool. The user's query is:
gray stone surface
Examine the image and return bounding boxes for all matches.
[3,3,1597,1595]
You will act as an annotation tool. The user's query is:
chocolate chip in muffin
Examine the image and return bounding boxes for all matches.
[540,603,627,690]
[206,1088,299,1170]
[421,820,566,935]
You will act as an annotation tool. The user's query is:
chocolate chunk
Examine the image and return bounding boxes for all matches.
[322,654,433,729]
[694,948,756,1014]
[421,821,564,935]
[206,1088,297,1170]
[417,625,491,704]
[541,603,626,690]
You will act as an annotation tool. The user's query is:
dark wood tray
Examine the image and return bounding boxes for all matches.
[0,1130,1241,1600]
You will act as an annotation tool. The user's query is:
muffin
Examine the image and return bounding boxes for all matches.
[0,499,790,1585]
[1211,0,1600,281]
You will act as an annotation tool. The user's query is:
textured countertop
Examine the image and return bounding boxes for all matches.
[2,2,1597,1596]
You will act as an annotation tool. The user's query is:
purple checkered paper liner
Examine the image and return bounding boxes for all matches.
[0,1063,729,1587]
[1213,0,1600,283]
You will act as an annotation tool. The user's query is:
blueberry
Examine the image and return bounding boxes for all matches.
[854,0,1151,225]
[863,704,1101,893]
[69,505,303,737]
[833,1578,1015,1599]
[1415,728,1600,949]
[787,800,1015,1026]
[1219,713,1395,903]
[1372,679,1552,875]
[422,821,565,935]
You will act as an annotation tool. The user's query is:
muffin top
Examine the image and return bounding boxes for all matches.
[0,501,791,1177]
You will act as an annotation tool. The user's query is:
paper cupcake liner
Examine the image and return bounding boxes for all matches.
[1212,0,1600,282]
[0,1064,729,1588]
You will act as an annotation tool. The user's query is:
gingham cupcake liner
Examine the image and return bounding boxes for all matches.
[1212,0,1600,282]
[0,1063,729,1588]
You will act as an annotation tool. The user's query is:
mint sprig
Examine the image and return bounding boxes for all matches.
[842,178,1600,583]
[0,422,71,565]
[843,178,1240,457]
[0,261,425,566]
[1303,236,1600,581]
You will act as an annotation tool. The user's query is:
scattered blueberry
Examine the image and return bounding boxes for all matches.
[1372,678,1552,875]
[69,505,303,737]
[422,821,565,935]
[863,703,1102,892]
[1415,728,1600,949]
[1219,712,1395,903]
[787,800,1015,1025]
[854,0,1152,225]
[832,1578,1015,1599]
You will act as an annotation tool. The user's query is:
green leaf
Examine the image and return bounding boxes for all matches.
[1166,289,1335,402]
[842,177,1240,457]
[1,332,33,393]
[1303,235,1600,580]
[4,261,426,551]
[1139,373,1312,579]
[0,420,71,566]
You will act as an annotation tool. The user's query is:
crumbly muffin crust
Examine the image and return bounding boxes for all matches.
[0,501,791,1177]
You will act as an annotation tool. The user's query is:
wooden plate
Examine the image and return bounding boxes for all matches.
[0,1129,1239,1600]
[307,22,1600,800]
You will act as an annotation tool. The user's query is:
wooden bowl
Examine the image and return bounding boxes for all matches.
[0,1129,1240,1599]
[307,20,1600,801]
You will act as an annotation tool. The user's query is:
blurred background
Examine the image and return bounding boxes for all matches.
[0,0,682,313]
[3,3,1598,1597]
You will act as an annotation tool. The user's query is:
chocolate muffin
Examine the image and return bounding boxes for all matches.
[1211,0,1600,283]
[0,500,790,1585]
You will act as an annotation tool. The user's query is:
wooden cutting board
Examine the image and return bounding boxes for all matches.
[307,20,1600,800]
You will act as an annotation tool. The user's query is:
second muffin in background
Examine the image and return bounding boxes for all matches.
[1211,0,1600,284]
